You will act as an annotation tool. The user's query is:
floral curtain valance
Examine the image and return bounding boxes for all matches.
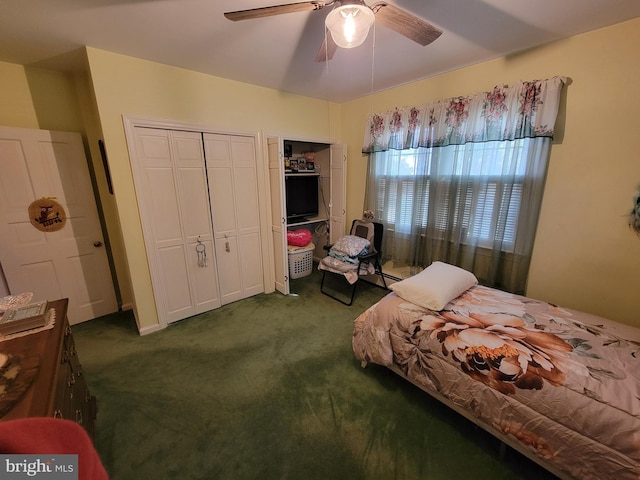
[362,76,566,153]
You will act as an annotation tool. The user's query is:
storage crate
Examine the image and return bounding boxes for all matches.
[288,243,315,279]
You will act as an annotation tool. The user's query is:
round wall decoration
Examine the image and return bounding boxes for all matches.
[28,198,66,232]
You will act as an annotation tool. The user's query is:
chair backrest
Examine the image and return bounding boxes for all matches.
[350,220,383,254]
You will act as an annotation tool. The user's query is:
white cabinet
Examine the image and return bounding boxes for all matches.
[267,137,346,294]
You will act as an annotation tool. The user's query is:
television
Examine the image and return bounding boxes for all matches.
[285,174,319,222]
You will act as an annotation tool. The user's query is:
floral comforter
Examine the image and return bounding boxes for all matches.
[353,286,640,480]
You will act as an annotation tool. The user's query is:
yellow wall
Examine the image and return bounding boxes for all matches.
[3,17,639,330]
[341,18,640,326]
[0,61,83,131]
[0,58,130,309]
[84,47,341,332]
[0,62,39,128]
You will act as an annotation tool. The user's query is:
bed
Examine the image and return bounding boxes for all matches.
[352,262,640,480]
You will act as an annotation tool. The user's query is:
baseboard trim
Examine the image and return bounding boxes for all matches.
[139,323,164,336]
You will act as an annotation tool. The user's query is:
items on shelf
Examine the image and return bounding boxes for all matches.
[283,151,317,173]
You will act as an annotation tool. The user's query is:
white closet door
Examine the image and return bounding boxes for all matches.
[267,137,288,295]
[330,144,346,242]
[132,127,220,325]
[173,132,220,314]
[230,137,264,297]
[204,133,264,305]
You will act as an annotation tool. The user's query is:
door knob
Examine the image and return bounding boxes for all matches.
[93,241,103,247]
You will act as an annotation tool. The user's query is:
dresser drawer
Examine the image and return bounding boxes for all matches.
[0,299,97,439]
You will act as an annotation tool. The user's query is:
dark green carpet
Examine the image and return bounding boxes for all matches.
[72,269,558,480]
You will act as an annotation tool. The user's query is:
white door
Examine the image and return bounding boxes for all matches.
[0,126,118,324]
[330,144,346,242]
[131,127,220,325]
[267,137,289,295]
[204,133,264,304]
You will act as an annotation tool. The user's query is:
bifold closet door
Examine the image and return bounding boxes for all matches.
[132,127,220,325]
[203,133,264,305]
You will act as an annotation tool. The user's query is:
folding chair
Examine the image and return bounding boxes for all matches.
[319,219,387,305]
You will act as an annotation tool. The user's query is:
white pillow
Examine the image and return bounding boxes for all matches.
[389,261,478,310]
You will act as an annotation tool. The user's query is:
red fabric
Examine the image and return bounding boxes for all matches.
[0,417,109,480]
[286,229,312,247]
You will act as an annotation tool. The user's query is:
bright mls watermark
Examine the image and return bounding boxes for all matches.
[0,455,77,479]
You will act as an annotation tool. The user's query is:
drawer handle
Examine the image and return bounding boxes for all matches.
[53,409,63,419]
[75,409,83,425]
[67,373,75,387]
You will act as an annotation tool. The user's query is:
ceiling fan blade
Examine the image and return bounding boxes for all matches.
[224,1,325,21]
[315,31,338,62]
[370,1,442,46]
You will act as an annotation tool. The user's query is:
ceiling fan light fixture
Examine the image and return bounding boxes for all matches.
[325,4,374,49]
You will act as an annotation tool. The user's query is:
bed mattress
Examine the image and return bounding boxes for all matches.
[352,286,640,480]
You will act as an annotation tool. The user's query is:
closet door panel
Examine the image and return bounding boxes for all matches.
[177,166,214,240]
[171,131,220,311]
[204,133,263,305]
[144,167,183,246]
[230,137,255,163]
[234,165,260,234]
[156,244,194,321]
[189,238,220,313]
[330,144,347,242]
[238,232,263,297]
[172,133,202,162]
[229,137,264,293]
[137,131,183,247]
[267,137,288,294]
[208,168,236,235]
[215,235,242,304]
[131,127,220,326]
[137,130,191,322]
[203,134,230,164]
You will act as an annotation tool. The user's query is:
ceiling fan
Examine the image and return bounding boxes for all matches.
[224,0,443,62]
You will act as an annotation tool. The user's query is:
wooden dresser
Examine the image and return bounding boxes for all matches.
[0,298,97,439]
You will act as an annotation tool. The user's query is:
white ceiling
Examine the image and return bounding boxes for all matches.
[2,0,639,103]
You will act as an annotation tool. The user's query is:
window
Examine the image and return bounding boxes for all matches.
[372,139,528,251]
[362,77,564,293]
